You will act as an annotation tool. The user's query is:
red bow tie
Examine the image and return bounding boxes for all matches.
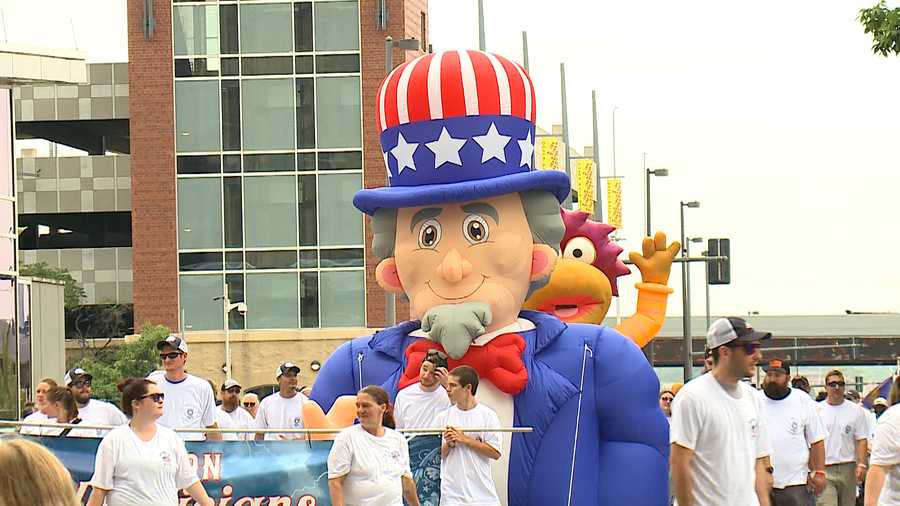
[398,333,528,395]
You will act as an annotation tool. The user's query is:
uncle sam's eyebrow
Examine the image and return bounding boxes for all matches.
[461,202,499,224]
[409,207,443,232]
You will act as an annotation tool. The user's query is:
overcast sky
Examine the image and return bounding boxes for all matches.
[6,0,899,317]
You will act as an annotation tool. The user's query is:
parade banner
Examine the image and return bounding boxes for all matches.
[538,137,561,171]
[607,178,622,229]
[575,159,595,215]
[25,434,442,506]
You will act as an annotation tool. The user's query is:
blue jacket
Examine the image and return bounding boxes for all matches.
[310,310,669,506]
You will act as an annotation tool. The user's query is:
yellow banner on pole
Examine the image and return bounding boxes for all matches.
[539,137,561,171]
[575,159,595,216]
[607,178,622,229]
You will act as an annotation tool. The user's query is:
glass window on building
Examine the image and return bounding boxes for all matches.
[177,178,223,249]
[242,79,295,151]
[174,5,220,56]
[314,1,360,51]
[175,81,221,152]
[245,272,299,329]
[179,274,223,331]
[318,173,362,246]
[320,270,364,327]
[244,176,298,248]
[239,3,293,54]
[315,76,361,149]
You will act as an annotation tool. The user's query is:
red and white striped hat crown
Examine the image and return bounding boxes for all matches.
[377,50,536,132]
[353,49,569,216]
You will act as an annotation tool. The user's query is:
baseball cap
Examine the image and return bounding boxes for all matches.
[706,317,772,349]
[874,397,889,407]
[275,362,301,378]
[763,358,790,375]
[222,378,241,390]
[64,367,92,386]
[156,334,189,353]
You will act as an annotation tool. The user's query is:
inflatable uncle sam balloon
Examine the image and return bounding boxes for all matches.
[310,50,669,506]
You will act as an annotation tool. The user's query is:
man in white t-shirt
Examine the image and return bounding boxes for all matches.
[865,402,900,506]
[64,367,128,438]
[816,369,869,506]
[254,362,308,440]
[670,316,773,506]
[215,379,255,441]
[395,349,451,429]
[437,365,502,506]
[147,334,221,441]
[758,358,827,506]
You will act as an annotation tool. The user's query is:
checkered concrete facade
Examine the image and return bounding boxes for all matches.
[16,155,131,214]
[12,63,129,121]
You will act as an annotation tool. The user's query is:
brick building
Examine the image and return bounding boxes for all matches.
[127,0,426,388]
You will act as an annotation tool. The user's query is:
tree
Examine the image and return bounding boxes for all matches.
[71,324,169,403]
[19,262,85,308]
[859,1,900,56]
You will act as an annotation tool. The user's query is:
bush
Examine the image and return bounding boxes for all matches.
[72,324,169,404]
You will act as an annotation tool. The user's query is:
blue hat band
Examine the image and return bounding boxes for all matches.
[381,115,536,188]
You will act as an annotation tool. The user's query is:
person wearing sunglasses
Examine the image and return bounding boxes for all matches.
[147,334,221,441]
[241,393,259,418]
[816,369,869,506]
[215,379,255,441]
[394,348,451,430]
[670,316,774,506]
[87,378,214,506]
[659,389,675,419]
[64,367,127,438]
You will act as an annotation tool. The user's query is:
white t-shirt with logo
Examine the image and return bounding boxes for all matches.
[254,391,308,440]
[73,399,128,438]
[435,403,502,506]
[216,405,255,441]
[147,371,217,441]
[19,410,56,435]
[670,373,770,506]
[758,388,827,488]
[818,400,869,465]
[394,383,451,429]
[90,423,199,506]
[327,424,412,506]
[870,404,900,506]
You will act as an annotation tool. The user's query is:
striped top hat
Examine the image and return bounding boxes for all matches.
[353,50,570,215]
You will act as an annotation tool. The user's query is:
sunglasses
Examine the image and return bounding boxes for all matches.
[725,342,761,355]
[70,380,91,388]
[160,352,184,361]
[660,396,674,402]
[140,393,165,403]
[243,402,257,408]
[827,381,846,388]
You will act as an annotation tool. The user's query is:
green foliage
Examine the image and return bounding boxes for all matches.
[19,262,86,308]
[859,1,900,56]
[71,324,169,403]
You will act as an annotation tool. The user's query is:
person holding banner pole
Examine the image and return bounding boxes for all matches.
[87,378,214,506]
[327,385,420,506]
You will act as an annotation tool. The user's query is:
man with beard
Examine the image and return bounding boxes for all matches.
[758,358,827,505]
[394,349,451,429]
[64,368,127,437]
[817,369,869,506]
[670,317,774,506]
[216,379,255,441]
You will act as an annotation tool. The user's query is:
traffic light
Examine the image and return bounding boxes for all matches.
[707,238,730,285]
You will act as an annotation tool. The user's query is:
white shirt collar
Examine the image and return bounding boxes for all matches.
[410,318,535,346]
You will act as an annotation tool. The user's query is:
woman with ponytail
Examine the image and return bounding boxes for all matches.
[327,385,420,506]
[86,378,213,506]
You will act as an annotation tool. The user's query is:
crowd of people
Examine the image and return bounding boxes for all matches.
[665,317,900,506]
[5,324,899,506]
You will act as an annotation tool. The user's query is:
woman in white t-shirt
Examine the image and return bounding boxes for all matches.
[327,385,421,506]
[865,380,900,506]
[86,378,214,506]
[19,377,58,435]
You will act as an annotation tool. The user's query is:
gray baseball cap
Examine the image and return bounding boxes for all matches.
[706,317,771,349]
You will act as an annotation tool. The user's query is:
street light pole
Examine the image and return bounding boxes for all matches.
[477,0,486,51]
[591,90,602,221]
[560,63,572,208]
[680,201,700,382]
[645,167,668,237]
[703,250,711,329]
[223,282,231,379]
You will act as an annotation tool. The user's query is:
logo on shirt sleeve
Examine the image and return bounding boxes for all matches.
[844,425,852,434]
